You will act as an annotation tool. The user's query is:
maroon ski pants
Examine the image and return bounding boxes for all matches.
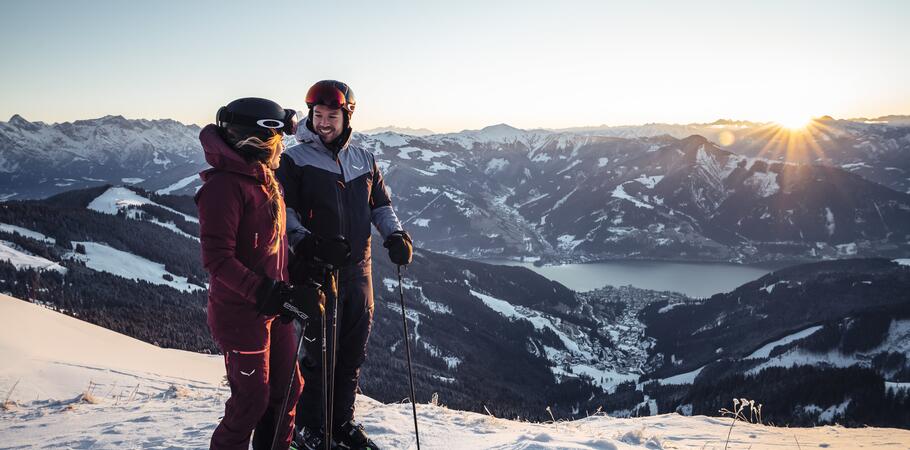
[211,319,304,450]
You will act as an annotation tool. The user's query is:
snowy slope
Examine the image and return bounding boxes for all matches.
[89,186,198,224]
[87,185,200,240]
[0,240,65,273]
[67,241,204,292]
[2,294,909,449]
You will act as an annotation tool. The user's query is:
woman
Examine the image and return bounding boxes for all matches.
[196,97,323,450]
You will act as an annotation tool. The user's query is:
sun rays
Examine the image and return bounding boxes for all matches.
[743,118,840,165]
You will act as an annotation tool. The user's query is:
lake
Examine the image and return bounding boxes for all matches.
[480,259,776,298]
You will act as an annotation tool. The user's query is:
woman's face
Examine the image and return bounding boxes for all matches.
[267,138,284,169]
[312,104,344,143]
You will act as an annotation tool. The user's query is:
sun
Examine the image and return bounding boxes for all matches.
[776,114,813,131]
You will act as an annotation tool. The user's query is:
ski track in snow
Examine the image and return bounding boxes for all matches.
[2,295,910,449]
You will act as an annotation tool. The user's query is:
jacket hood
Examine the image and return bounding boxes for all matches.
[199,124,266,182]
[295,119,352,156]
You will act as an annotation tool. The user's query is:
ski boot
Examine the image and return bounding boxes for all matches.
[334,420,380,450]
[290,425,327,450]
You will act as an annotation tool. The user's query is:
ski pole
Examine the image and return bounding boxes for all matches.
[322,269,334,450]
[328,268,341,450]
[270,308,309,450]
[397,265,421,450]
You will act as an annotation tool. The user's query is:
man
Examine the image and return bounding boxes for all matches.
[276,80,412,450]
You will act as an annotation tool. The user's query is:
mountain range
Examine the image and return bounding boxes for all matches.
[1,185,908,427]
[2,114,908,264]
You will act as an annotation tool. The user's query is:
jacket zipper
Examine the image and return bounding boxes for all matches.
[335,156,347,244]
[335,155,346,303]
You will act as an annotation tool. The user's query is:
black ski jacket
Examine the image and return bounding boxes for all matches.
[276,123,402,274]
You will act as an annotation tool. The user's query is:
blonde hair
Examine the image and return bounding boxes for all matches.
[235,133,286,254]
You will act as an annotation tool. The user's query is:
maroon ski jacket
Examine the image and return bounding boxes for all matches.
[195,124,289,352]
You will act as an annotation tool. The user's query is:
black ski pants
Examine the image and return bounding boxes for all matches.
[295,265,374,432]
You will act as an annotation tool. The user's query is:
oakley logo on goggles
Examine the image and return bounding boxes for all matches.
[217,108,299,135]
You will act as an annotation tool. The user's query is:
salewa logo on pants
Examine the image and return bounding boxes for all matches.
[240,369,256,376]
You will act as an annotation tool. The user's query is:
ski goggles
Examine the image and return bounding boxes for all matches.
[305,82,356,113]
[217,108,299,135]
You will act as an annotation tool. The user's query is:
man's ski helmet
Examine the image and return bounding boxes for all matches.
[305,80,356,126]
[216,97,298,139]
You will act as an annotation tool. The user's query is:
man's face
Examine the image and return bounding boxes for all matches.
[312,104,345,143]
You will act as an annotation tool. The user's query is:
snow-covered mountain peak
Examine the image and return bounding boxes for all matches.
[5,114,40,132]
[360,125,435,136]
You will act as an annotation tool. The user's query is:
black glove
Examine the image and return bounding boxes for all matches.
[255,278,326,323]
[383,230,413,266]
[294,233,351,268]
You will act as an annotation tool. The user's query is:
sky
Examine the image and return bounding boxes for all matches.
[1,0,908,132]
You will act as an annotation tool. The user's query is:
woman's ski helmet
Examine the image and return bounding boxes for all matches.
[216,97,298,139]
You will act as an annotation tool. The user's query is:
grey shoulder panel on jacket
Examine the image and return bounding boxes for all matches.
[338,143,375,182]
[284,143,341,175]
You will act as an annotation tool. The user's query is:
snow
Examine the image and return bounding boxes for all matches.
[397,146,422,160]
[804,399,852,424]
[695,145,723,179]
[121,177,144,184]
[1,294,908,449]
[657,365,704,385]
[428,161,457,173]
[745,171,780,197]
[0,294,223,402]
[156,173,200,195]
[557,234,585,251]
[748,320,910,374]
[421,341,462,370]
[633,175,664,189]
[825,207,836,236]
[486,157,509,173]
[413,218,431,227]
[516,193,549,208]
[382,277,452,315]
[840,162,871,170]
[556,160,583,175]
[68,241,204,293]
[417,186,439,195]
[894,259,910,267]
[0,222,56,244]
[836,243,857,256]
[885,381,910,394]
[414,148,451,161]
[612,183,654,209]
[88,186,199,230]
[759,280,788,294]
[371,132,409,147]
[471,289,520,317]
[0,240,66,273]
[470,290,588,355]
[547,187,579,212]
[598,157,610,167]
[747,325,824,359]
